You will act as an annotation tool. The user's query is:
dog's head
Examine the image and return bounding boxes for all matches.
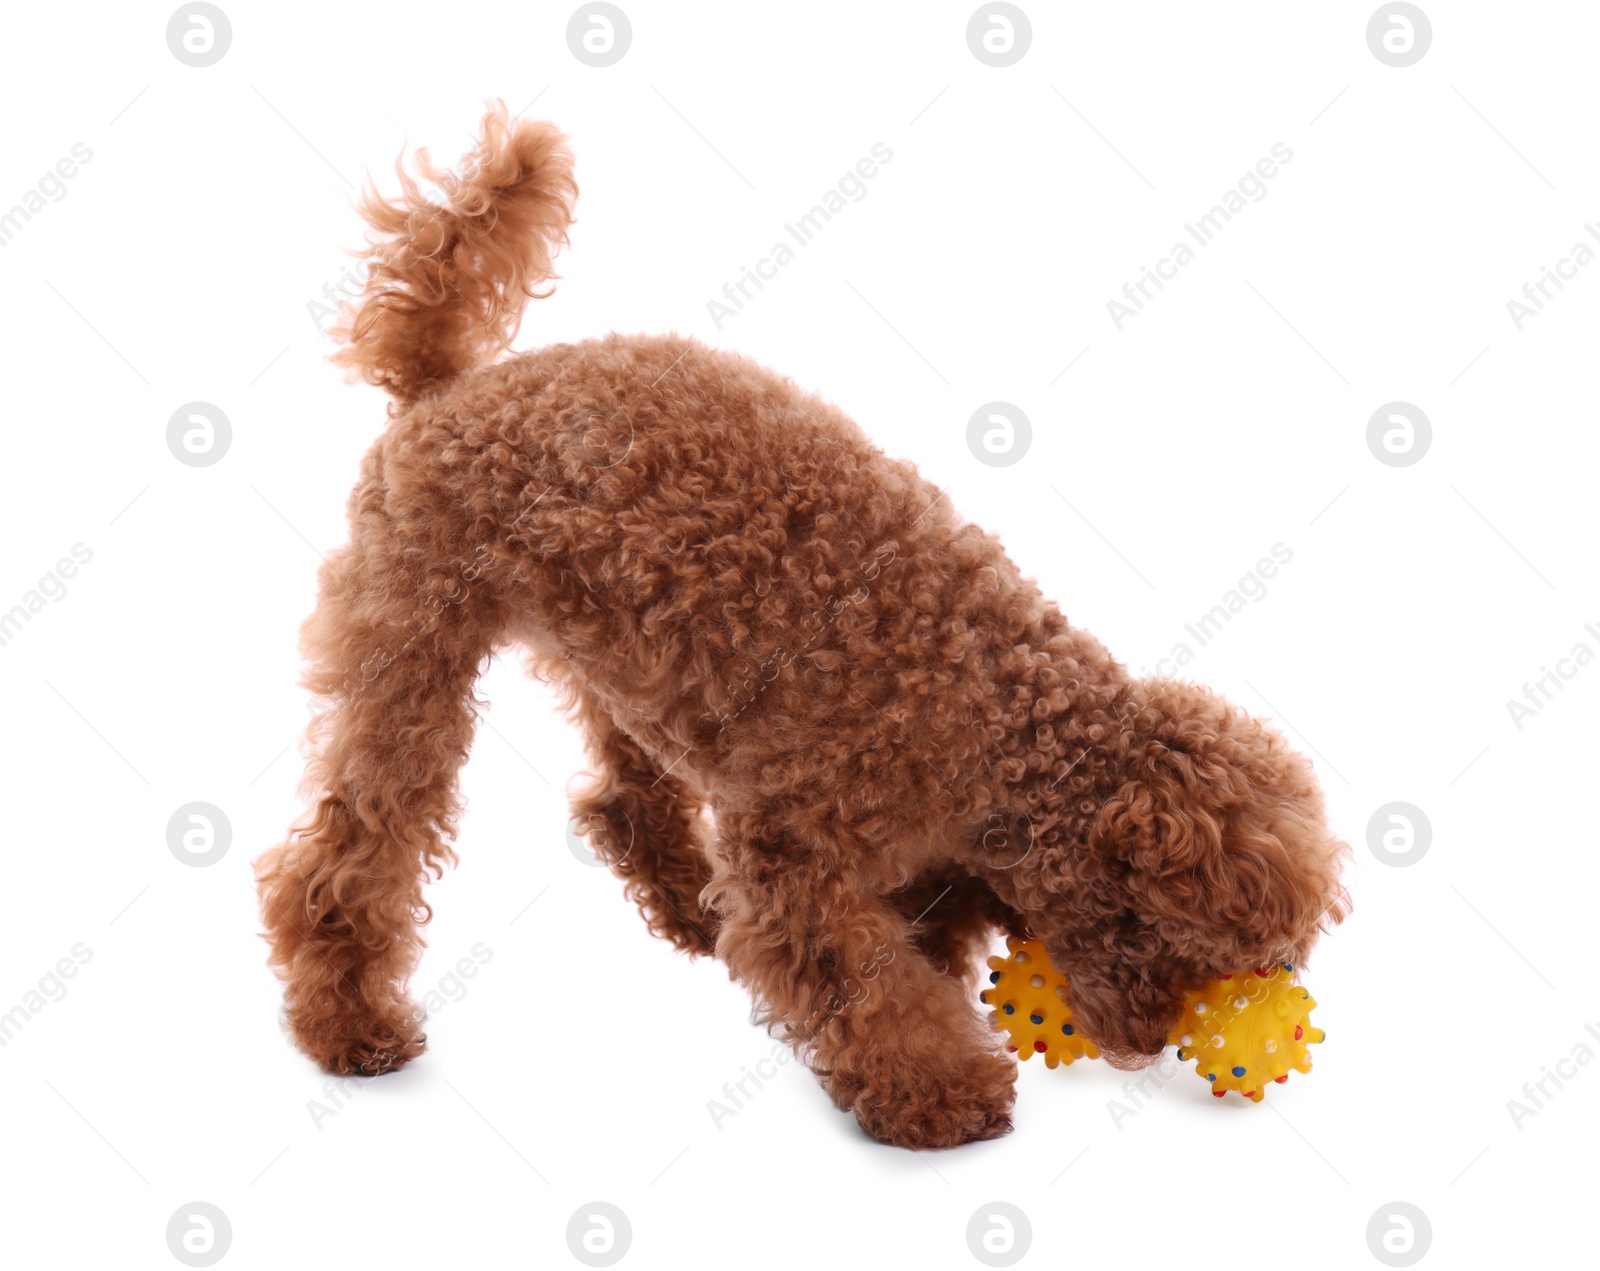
[1036,678,1349,1065]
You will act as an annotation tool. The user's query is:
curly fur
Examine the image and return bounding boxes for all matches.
[257,104,1350,1148]
[330,101,576,404]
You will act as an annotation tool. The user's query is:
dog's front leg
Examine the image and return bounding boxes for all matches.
[708,811,1015,1149]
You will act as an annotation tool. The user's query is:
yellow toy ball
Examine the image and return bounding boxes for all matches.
[981,937,1100,1068]
[1168,965,1324,1101]
[980,942,1325,1101]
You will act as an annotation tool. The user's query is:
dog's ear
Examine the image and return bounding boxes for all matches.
[1053,706,1348,1062]
[1093,729,1347,974]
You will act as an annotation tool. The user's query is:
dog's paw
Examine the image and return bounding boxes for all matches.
[848,1052,1017,1149]
[288,1005,427,1076]
[335,1030,426,1077]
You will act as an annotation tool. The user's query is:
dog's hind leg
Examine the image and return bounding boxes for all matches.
[256,506,504,1076]
[566,688,719,955]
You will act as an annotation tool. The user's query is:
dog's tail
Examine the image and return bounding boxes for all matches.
[330,101,577,405]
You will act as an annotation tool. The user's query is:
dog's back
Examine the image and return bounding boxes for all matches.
[372,325,1094,838]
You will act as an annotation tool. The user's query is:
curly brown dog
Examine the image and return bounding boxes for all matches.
[257,104,1350,1149]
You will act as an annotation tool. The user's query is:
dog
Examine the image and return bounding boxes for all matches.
[256,103,1350,1149]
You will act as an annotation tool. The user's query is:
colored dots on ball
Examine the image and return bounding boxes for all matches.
[1165,962,1324,1102]
[983,938,1100,1070]
[982,938,1322,1102]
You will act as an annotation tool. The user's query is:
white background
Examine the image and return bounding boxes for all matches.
[1,1,1595,1267]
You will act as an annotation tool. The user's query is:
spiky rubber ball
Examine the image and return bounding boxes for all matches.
[1167,965,1324,1101]
[981,937,1101,1069]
